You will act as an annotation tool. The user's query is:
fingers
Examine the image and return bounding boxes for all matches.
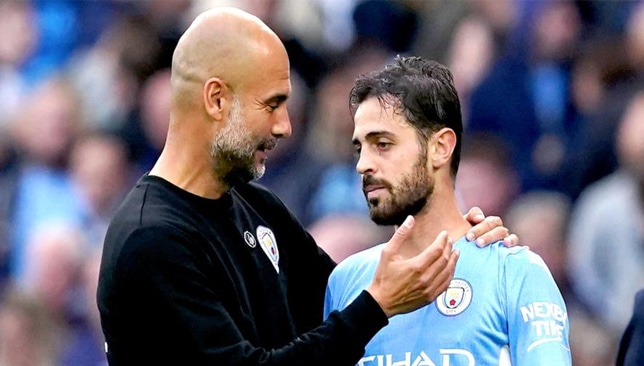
[368,228,460,317]
[431,250,460,301]
[463,206,485,226]
[415,230,450,266]
[465,213,499,242]
[475,225,509,247]
[414,231,452,291]
[465,215,502,244]
[503,234,520,247]
[426,249,459,302]
[382,215,415,255]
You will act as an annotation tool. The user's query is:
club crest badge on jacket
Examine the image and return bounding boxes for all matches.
[257,225,279,273]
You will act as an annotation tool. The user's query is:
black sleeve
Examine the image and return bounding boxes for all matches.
[115,227,388,366]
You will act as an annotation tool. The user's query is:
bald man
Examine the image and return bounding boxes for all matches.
[97,7,514,365]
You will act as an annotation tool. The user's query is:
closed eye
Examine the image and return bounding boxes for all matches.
[264,94,288,112]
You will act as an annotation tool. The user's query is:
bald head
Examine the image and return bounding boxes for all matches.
[171,7,288,112]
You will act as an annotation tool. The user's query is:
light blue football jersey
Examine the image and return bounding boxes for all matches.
[324,237,571,366]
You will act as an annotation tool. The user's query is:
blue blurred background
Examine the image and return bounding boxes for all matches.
[0,0,642,365]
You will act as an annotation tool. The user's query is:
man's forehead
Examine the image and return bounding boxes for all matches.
[263,78,291,101]
[353,99,411,135]
[246,67,291,98]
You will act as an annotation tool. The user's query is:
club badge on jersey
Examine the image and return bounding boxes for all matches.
[257,225,279,273]
[436,278,473,316]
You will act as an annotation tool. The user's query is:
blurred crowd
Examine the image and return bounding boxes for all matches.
[0,0,642,365]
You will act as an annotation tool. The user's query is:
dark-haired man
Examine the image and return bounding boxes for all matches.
[325,56,571,365]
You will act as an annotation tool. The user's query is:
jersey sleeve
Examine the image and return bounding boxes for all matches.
[503,249,572,365]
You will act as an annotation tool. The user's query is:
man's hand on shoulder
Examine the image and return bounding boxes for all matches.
[463,206,519,248]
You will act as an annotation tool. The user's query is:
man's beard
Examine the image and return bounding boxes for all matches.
[363,154,434,226]
[210,96,275,188]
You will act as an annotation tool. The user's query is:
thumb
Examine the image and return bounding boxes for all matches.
[384,215,415,254]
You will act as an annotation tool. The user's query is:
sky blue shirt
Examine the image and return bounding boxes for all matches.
[324,237,571,366]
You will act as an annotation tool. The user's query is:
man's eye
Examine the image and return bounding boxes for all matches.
[353,145,361,156]
[377,142,391,149]
[267,105,277,112]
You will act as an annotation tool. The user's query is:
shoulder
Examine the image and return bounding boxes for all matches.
[108,180,202,245]
[454,240,542,277]
[503,245,551,274]
[500,246,564,303]
[232,182,299,219]
[461,241,552,278]
[234,182,284,205]
[112,175,188,225]
[456,239,528,262]
[105,187,208,271]
[111,224,203,270]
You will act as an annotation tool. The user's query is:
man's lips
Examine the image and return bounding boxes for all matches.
[258,140,277,152]
[256,140,277,159]
[363,184,387,194]
[256,150,268,160]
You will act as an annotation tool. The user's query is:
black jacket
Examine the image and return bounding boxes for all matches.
[98,175,387,365]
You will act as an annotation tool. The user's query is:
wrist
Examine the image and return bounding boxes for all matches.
[366,286,393,318]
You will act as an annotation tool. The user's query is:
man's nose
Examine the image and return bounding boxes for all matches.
[272,107,291,138]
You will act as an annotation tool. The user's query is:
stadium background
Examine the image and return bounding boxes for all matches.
[0,0,642,364]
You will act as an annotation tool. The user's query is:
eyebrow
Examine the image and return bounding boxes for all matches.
[352,130,395,145]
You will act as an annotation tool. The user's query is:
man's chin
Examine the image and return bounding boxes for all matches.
[223,167,257,187]
[254,166,265,180]
[369,209,405,227]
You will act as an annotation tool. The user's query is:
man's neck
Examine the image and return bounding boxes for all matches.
[396,185,472,258]
[149,148,229,199]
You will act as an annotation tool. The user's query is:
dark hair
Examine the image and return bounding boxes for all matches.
[349,56,463,178]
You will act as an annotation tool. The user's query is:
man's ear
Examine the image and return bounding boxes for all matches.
[203,77,231,121]
[430,127,456,169]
